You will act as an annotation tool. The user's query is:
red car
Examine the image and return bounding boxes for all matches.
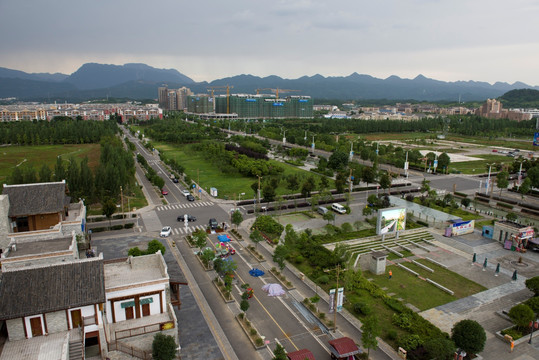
[161,189,168,195]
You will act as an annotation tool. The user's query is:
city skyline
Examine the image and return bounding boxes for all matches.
[1,0,538,85]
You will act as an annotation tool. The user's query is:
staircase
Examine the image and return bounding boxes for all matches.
[68,327,84,360]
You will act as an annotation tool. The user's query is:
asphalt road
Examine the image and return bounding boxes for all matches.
[120,126,395,359]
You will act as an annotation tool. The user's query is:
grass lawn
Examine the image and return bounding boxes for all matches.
[368,260,486,311]
[154,142,329,199]
[448,154,515,174]
[0,144,101,184]
[387,249,414,261]
[416,200,483,221]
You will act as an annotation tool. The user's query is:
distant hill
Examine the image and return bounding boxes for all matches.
[499,89,539,108]
[1,62,538,102]
[64,63,194,90]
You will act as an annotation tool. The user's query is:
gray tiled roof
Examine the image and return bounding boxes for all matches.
[2,181,67,217]
[0,259,105,320]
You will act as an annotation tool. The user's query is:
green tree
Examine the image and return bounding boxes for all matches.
[201,248,215,267]
[423,337,456,360]
[451,319,486,355]
[361,315,380,358]
[250,229,264,249]
[323,211,335,224]
[378,173,391,193]
[508,304,534,330]
[461,197,471,208]
[519,177,531,198]
[147,239,166,255]
[286,174,300,192]
[39,164,52,183]
[102,198,116,229]
[438,152,451,173]
[506,212,518,222]
[272,343,288,360]
[362,167,375,186]
[9,166,24,184]
[231,210,243,229]
[154,176,165,191]
[152,333,177,360]
[127,247,143,257]
[54,156,66,181]
[262,183,276,202]
[273,244,289,270]
[240,299,250,314]
[193,230,208,251]
[525,276,539,296]
[496,170,509,196]
[328,149,349,170]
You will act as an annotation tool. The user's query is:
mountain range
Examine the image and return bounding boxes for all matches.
[1,62,538,102]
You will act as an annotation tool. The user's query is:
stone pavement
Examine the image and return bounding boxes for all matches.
[418,230,539,360]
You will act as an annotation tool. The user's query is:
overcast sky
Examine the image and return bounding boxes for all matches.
[1,0,538,85]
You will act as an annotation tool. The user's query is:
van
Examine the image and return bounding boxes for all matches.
[317,206,329,215]
[331,203,346,214]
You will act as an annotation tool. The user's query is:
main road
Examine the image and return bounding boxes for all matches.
[121,126,397,359]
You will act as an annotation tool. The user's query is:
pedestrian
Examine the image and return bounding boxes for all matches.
[389,270,393,279]
[510,340,514,353]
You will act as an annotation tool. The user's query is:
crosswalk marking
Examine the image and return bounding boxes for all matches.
[169,223,230,235]
[156,201,214,211]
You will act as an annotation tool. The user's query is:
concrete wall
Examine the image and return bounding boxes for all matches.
[46,310,68,334]
[0,195,11,253]
[6,318,25,341]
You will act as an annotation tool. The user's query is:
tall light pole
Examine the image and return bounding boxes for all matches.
[404,151,409,179]
[304,130,307,141]
[311,135,316,153]
[349,141,354,161]
[486,164,492,195]
[282,129,286,145]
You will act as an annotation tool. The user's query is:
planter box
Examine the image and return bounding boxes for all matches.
[195,254,213,272]
[212,279,235,303]
[184,236,197,248]
[245,246,266,262]
[496,326,539,345]
[268,269,295,290]
[235,315,265,350]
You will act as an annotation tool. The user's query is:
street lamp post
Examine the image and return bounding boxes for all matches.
[120,186,124,225]
[486,164,492,195]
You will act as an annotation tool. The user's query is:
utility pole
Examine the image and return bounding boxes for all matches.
[349,168,353,195]
[405,151,409,179]
[486,164,492,195]
[120,186,124,225]
[197,168,200,199]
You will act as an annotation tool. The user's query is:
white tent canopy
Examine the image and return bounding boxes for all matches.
[262,283,285,297]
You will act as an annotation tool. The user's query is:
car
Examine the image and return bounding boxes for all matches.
[172,178,179,183]
[186,194,195,202]
[209,218,218,230]
[160,226,172,237]
[177,214,196,222]
[180,189,190,197]
[161,189,169,195]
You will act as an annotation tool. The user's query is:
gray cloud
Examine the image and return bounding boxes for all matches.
[0,0,538,85]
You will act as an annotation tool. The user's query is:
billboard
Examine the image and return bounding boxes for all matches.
[450,220,475,236]
[534,132,539,146]
[328,289,336,313]
[377,207,406,235]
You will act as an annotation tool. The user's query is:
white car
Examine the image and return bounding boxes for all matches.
[180,189,190,197]
[160,226,172,237]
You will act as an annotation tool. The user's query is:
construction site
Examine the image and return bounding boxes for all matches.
[185,87,313,119]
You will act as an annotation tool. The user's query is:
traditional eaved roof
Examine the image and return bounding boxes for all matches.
[287,348,316,360]
[328,337,361,357]
[2,181,67,217]
[0,258,105,320]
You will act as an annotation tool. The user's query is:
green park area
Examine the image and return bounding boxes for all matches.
[0,144,100,184]
[154,142,328,200]
[448,154,516,174]
[368,259,486,311]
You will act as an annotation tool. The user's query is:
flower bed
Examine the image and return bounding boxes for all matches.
[269,267,295,290]
[236,313,265,349]
[229,229,243,240]
[213,277,234,303]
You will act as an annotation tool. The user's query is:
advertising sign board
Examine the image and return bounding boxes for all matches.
[377,207,406,235]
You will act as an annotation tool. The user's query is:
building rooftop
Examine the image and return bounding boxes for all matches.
[496,221,531,229]
[104,252,168,290]
[3,236,72,258]
[0,257,105,320]
[2,181,67,217]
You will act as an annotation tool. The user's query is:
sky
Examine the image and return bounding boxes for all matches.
[1,0,539,85]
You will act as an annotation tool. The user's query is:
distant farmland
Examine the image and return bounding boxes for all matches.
[0,144,100,184]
